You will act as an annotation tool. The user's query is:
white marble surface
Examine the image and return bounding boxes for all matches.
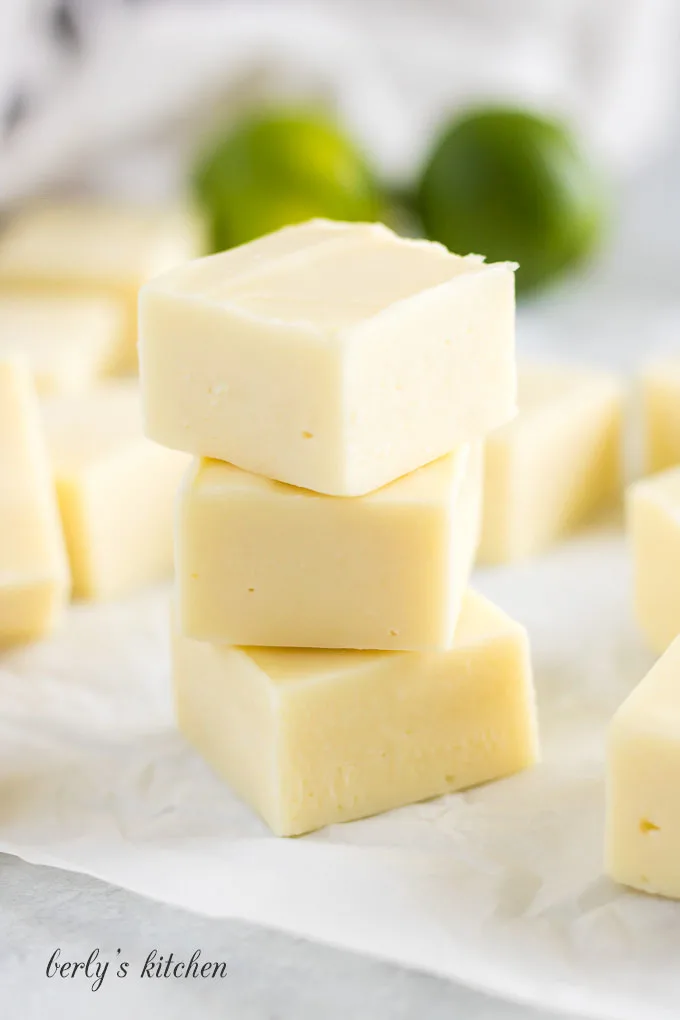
[1,854,582,1020]
[1,80,679,1020]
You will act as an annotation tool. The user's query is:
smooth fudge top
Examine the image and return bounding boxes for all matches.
[143,218,516,333]
[140,217,517,495]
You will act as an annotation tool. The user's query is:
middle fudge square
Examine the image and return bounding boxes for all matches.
[176,443,482,651]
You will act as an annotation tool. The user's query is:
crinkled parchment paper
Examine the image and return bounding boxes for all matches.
[0,523,676,1020]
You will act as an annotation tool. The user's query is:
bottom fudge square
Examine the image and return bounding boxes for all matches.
[173,590,538,837]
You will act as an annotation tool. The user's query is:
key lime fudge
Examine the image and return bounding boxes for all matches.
[0,355,69,644]
[641,358,680,474]
[479,363,622,564]
[607,635,680,898]
[42,380,188,600]
[140,219,516,496]
[144,217,534,835]
[628,466,680,653]
[176,443,482,651]
[174,590,538,836]
[0,201,204,371]
[0,293,123,393]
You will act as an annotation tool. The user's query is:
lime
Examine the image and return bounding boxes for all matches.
[417,107,605,293]
[195,109,382,251]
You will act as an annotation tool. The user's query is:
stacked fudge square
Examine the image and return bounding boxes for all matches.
[139,219,538,837]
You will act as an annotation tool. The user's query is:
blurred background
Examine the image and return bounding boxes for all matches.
[1,0,680,363]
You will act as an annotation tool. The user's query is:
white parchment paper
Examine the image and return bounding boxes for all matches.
[0,523,676,1020]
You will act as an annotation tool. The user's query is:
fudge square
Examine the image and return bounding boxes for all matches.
[41,380,188,600]
[0,201,204,371]
[607,635,680,898]
[641,358,680,474]
[0,356,69,645]
[479,363,622,564]
[176,442,481,651]
[628,467,680,654]
[0,293,123,394]
[140,219,516,496]
[173,590,538,837]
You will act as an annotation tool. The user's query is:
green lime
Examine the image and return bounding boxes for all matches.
[417,107,605,293]
[195,109,382,251]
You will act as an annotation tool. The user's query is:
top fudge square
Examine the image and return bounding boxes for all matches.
[139,220,516,496]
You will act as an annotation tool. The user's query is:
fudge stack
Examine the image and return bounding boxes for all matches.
[138,219,538,836]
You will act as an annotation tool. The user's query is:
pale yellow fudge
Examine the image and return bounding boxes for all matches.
[0,202,204,371]
[0,294,123,394]
[174,590,538,836]
[140,219,516,496]
[176,442,481,651]
[41,380,188,600]
[628,466,680,653]
[641,359,680,474]
[607,635,680,898]
[479,364,622,564]
[0,356,69,645]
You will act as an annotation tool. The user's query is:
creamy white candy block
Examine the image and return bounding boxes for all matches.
[479,363,622,564]
[41,380,188,600]
[174,590,538,836]
[0,294,123,394]
[177,442,481,651]
[641,358,680,474]
[140,219,516,496]
[628,466,680,653]
[607,635,680,898]
[0,202,204,371]
[0,356,69,645]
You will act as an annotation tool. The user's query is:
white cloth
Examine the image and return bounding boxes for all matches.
[0,0,677,205]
